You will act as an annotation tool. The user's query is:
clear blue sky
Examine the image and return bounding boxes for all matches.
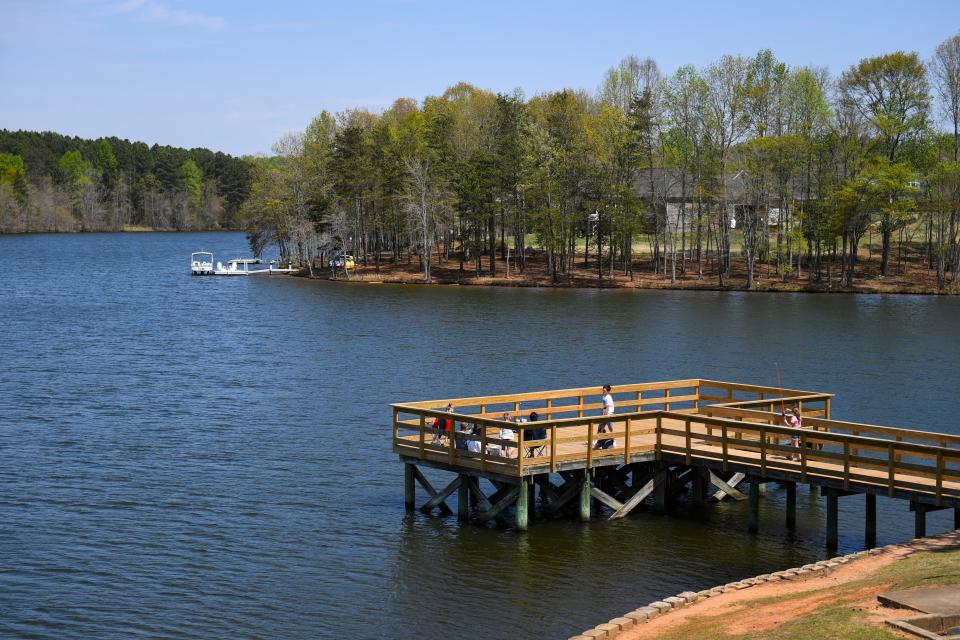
[2,0,959,157]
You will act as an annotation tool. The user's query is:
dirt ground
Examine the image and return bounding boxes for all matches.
[316,250,958,295]
[615,531,960,640]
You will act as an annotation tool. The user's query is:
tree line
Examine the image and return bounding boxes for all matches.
[0,130,251,233]
[244,34,960,290]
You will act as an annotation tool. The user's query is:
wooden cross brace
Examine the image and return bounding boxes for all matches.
[412,465,455,515]
[706,470,748,501]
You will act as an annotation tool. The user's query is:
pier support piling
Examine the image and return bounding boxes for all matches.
[913,501,926,538]
[457,475,469,521]
[404,463,415,511]
[826,489,839,551]
[692,474,709,503]
[580,470,591,522]
[865,493,877,548]
[516,477,529,531]
[653,466,669,513]
[784,481,796,530]
[748,478,760,533]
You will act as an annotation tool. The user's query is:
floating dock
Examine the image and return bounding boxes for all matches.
[392,379,960,547]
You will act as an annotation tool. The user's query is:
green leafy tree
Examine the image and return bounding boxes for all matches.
[0,152,29,204]
[840,52,929,275]
[178,159,203,224]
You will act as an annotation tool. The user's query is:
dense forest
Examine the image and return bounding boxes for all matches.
[242,35,960,290]
[0,130,251,233]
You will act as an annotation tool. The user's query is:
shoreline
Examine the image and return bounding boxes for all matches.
[303,271,960,296]
[574,529,960,640]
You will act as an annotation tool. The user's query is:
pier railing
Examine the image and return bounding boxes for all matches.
[658,411,960,505]
[393,379,827,476]
[393,379,960,505]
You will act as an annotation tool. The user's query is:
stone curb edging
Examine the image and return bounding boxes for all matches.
[567,531,960,640]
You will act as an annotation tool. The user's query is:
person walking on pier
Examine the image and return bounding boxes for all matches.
[595,384,615,450]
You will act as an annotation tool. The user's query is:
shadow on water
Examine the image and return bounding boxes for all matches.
[0,232,958,639]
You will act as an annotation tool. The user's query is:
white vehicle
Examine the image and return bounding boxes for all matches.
[190,251,214,275]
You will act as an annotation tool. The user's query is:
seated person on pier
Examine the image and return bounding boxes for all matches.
[497,412,516,458]
[525,411,547,457]
[455,421,469,451]
[465,424,482,454]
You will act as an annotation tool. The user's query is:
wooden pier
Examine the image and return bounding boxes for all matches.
[393,379,960,546]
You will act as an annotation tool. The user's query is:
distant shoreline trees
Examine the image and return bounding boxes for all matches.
[5,35,960,291]
[0,130,251,233]
[241,34,960,290]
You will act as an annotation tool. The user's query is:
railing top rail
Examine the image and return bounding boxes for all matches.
[393,378,703,409]
[394,379,832,410]
[697,379,825,397]
[394,405,663,430]
[709,393,835,408]
[659,410,960,456]
[704,405,960,449]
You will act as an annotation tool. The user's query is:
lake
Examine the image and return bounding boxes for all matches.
[1,231,957,639]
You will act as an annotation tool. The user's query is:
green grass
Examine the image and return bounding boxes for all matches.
[643,547,960,640]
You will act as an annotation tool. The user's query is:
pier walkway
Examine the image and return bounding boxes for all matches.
[393,379,960,546]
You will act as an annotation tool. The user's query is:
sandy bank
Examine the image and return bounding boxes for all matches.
[574,530,960,640]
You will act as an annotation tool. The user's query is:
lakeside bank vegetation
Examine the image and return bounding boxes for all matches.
[242,34,960,291]
[0,130,251,233]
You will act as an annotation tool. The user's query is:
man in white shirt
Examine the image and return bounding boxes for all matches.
[595,384,615,449]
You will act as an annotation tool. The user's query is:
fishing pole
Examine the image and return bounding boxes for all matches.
[775,361,786,416]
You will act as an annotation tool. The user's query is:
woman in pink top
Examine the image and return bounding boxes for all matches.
[783,407,802,461]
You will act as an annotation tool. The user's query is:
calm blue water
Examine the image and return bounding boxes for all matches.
[0,231,957,639]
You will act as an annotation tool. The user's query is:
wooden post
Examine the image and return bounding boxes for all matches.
[418,414,426,458]
[516,477,529,531]
[865,493,877,548]
[549,423,557,472]
[826,489,838,551]
[656,414,663,462]
[580,469,591,522]
[457,474,469,521]
[692,473,708,503]
[586,422,594,468]
[624,417,631,465]
[404,463,415,511]
[653,465,668,513]
[748,477,760,534]
[785,481,796,529]
[913,502,926,539]
[393,407,399,447]
[528,477,536,522]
